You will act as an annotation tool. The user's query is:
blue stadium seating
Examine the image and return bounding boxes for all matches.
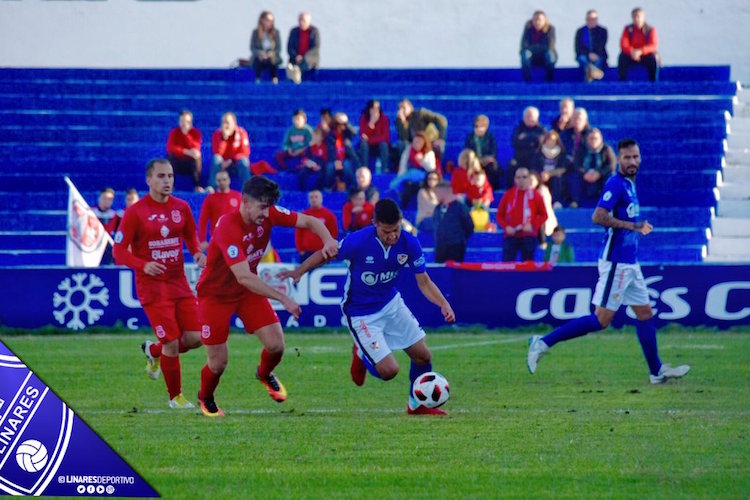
[0,67,735,266]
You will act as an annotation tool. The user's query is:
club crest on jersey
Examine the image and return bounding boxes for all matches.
[171,210,182,223]
[397,253,408,265]
[230,198,239,207]
[160,225,169,238]
[602,191,612,202]
[155,325,166,338]
[256,226,264,238]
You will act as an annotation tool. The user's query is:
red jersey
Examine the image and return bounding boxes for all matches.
[467,181,494,207]
[196,205,298,300]
[342,202,374,231]
[295,206,338,253]
[451,168,470,195]
[166,127,202,158]
[113,195,201,305]
[212,127,250,161]
[197,190,242,243]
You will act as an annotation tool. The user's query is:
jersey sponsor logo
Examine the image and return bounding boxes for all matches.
[603,191,612,201]
[148,237,179,249]
[626,202,638,218]
[275,205,291,215]
[230,198,239,207]
[171,210,182,223]
[361,270,399,286]
[147,213,168,222]
[397,253,408,265]
[151,249,180,261]
[159,225,169,238]
[365,256,374,264]
[155,325,166,338]
[246,248,265,263]
[227,245,239,258]
[201,325,211,339]
[114,231,123,244]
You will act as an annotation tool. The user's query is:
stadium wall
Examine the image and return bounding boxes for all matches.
[1,264,747,332]
[0,0,748,83]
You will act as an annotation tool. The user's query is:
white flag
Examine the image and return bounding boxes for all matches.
[65,176,113,267]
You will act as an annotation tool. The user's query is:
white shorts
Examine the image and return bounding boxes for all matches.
[344,293,426,365]
[592,260,649,311]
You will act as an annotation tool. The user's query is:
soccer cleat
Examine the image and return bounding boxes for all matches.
[141,341,161,380]
[527,335,549,374]
[407,404,449,416]
[649,363,691,384]
[168,393,195,409]
[256,368,288,402]
[198,391,225,418]
[350,344,366,386]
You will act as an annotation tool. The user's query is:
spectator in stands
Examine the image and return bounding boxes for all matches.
[575,9,608,82]
[510,106,546,182]
[295,189,338,262]
[275,109,313,170]
[323,113,358,191]
[496,167,548,262]
[298,128,327,191]
[396,99,448,160]
[197,170,242,250]
[317,108,333,138]
[124,188,139,210]
[531,130,569,208]
[433,181,474,263]
[618,7,660,82]
[416,170,441,232]
[358,99,391,173]
[287,12,320,83]
[530,171,558,248]
[355,166,379,204]
[342,189,375,233]
[392,132,437,208]
[544,225,575,265]
[464,114,501,189]
[210,112,251,190]
[560,108,591,163]
[92,187,120,265]
[451,149,483,202]
[166,110,204,192]
[250,11,282,84]
[570,128,616,208]
[520,10,557,82]
[467,170,494,211]
[551,97,575,133]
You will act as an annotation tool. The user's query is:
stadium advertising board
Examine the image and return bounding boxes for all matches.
[0,264,747,331]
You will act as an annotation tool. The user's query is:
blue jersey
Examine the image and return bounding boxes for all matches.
[338,226,427,316]
[597,172,640,264]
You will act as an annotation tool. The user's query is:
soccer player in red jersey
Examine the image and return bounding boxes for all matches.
[113,159,207,409]
[196,176,338,417]
[197,170,242,251]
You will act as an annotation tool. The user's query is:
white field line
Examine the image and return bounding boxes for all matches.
[82,407,473,416]
[660,344,725,350]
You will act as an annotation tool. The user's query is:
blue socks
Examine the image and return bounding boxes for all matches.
[410,361,432,385]
[362,354,382,379]
[542,313,604,348]
[636,318,662,376]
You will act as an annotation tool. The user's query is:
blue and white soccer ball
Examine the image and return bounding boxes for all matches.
[411,371,450,408]
[16,439,48,473]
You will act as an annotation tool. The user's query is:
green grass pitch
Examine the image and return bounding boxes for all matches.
[3,328,749,498]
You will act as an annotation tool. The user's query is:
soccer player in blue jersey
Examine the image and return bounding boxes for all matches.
[279,198,456,415]
[527,139,690,384]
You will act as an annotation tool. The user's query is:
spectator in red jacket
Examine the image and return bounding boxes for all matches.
[618,7,660,81]
[358,99,391,173]
[451,149,483,203]
[496,167,548,262]
[166,110,204,192]
[466,170,494,210]
[342,189,374,233]
[197,170,242,250]
[295,189,338,262]
[210,112,251,189]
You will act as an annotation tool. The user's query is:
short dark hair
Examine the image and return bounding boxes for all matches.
[617,138,639,152]
[293,108,306,118]
[146,158,171,177]
[374,198,402,225]
[553,225,565,233]
[125,188,138,196]
[320,108,332,117]
[242,175,281,205]
[348,188,364,200]
[179,109,193,119]
[99,187,115,196]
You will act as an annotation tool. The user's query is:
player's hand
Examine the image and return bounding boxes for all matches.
[505,226,516,235]
[321,238,339,259]
[522,223,533,233]
[276,268,301,285]
[281,296,301,319]
[193,252,207,268]
[221,160,232,169]
[441,303,456,323]
[634,220,653,236]
[433,139,445,150]
[143,261,167,276]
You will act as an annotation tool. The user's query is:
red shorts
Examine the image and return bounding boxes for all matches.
[199,292,280,345]
[142,296,200,344]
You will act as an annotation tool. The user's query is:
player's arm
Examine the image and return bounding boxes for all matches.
[592,208,653,235]
[276,249,330,285]
[229,262,300,318]
[295,212,338,258]
[112,210,166,276]
[414,272,455,323]
[181,205,207,267]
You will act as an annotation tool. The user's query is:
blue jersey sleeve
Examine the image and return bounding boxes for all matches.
[597,177,623,211]
[406,234,427,273]
[337,234,356,262]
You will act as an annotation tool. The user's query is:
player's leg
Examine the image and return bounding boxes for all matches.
[345,310,398,383]
[176,296,204,353]
[197,296,234,417]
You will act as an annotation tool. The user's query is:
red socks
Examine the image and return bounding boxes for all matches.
[200,364,222,401]
[160,354,181,400]
[257,348,283,379]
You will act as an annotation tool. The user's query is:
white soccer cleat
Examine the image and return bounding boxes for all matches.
[168,393,195,409]
[141,341,161,380]
[649,363,691,384]
[527,335,549,374]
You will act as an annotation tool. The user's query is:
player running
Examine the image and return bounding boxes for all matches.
[279,198,456,416]
[196,176,338,417]
[527,139,690,384]
[113,159,206,409]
